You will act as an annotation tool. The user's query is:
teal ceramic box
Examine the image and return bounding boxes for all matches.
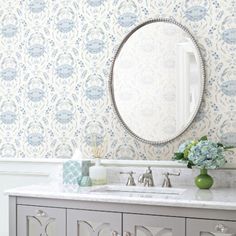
[63,160,92,186]
[63,160,81,185]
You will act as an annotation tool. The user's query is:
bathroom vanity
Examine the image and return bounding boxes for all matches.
[8,184,236,236]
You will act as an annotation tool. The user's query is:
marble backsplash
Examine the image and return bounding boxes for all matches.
[53,160,236,189]
[106,166,236,189]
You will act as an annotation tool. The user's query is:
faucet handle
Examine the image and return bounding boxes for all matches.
[120,171,136,175]
[163,171,181,177]
[162,171,180,188]
[120,171,136,186]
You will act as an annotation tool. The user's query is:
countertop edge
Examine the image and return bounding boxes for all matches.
[6,190,236,211]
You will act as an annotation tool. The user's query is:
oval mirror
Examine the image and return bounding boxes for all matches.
[110,19,205,144]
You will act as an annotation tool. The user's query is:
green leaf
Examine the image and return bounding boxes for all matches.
[217,143,224,147]
[187,161,194,169]
[199,136,208,141]
[224,146,235,150]
[173,152,184,160]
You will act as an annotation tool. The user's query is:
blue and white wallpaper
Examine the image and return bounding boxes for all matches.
[0,0,236,161]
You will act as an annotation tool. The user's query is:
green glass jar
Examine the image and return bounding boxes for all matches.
[195,168,214,189]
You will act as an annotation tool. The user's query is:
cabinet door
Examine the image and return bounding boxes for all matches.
[67,209,122,236]
[187,218,236,236]
[17,205,66,236]
[123,213,185,236]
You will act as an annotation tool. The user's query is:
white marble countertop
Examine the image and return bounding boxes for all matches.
[6,184,236,211]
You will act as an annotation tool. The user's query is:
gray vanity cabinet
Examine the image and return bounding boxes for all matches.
[17,205,66,236]
[187,218,236,236]
[123,214,185,236]
[67,209,122,236]
[10,196,236,236]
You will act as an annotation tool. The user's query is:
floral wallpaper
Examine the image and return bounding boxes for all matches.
[0,0,236,161]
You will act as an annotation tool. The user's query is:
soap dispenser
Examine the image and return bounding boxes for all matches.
[89,136,107,185]
[89,158,107,185]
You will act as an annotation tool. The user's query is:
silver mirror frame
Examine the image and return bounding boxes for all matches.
[109,18,205,145]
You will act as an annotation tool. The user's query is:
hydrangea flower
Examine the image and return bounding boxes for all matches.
[178,140,198,159]
[173,136,233,169]
[178,140,193,153]
[188,140,226,169]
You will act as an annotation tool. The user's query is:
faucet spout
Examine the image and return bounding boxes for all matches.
[138,167,155,187]
[138,174,144,184]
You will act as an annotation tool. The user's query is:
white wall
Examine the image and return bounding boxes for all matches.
[0,159,62,236]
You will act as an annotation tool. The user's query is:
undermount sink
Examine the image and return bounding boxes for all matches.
[90,185,186,197]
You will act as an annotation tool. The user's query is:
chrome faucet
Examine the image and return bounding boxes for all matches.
[120,171,136,186]
[162,172,180,188]
[138,166,155,187]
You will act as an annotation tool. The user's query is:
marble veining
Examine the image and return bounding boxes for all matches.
[50,165,236,189]
[6,183,236,211]
[95,166,236,188]
[7,165,236,211]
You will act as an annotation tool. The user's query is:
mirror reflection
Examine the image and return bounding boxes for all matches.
[111,20,204,144]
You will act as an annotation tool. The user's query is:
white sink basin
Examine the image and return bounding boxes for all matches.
[90,185,186,197]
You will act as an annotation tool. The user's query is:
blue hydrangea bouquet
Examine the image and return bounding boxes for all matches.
[173,136,234,189]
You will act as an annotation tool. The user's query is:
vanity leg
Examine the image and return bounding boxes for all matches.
[9,196,17,236]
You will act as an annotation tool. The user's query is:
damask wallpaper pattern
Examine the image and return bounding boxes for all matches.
[0,0,236,161]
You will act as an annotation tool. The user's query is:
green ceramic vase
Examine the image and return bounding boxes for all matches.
[195,168,214,189]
